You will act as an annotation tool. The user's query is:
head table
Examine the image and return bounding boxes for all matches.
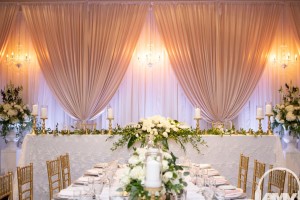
[14,134,284,199]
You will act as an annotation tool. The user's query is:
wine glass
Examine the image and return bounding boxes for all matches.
[94,181,105,200]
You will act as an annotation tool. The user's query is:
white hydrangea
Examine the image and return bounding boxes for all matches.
[286,112,296,121]
[285,105,295,112]
[128,155,140,165]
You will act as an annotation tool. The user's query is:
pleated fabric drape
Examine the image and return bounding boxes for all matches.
[154,3,281,122]
[290,2,300,44]
[22,3,147,121]
[0,4,18,62]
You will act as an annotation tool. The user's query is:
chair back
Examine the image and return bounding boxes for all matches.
[46,158,62,200]
[288,172,299,196]
[17,163,33,200]
[0,172,13,200]
[267,165,286,195]
[237,153,249,192]
[251,160,266,199]
[60,153,71,189]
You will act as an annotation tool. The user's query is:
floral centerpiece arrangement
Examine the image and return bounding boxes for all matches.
[272,83,300,138]
[0,83,32,139]
[119,147,188,200]
[110,115,205,153]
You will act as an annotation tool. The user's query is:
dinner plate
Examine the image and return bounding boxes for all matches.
[218,185,236,190]
[199,164,211,169]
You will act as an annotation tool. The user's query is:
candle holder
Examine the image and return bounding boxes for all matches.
[31,114,38,135]
[194,117,201,134]
[107,117,114,135]
[256,117,264,135]
[144,187,163,200]
[41,117,47,135]
[265,114,273,135]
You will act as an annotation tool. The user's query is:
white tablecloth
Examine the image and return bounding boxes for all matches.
[15,135,284,199]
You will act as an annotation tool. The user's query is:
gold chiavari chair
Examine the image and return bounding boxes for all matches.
[17,163,33,200]
[288,172,299,196]
[267,165,286,195]
[60,153,71,189]
[251,160,266,199]
[237,153,249,192]
[0,172,13,200]
[46,158,62,200]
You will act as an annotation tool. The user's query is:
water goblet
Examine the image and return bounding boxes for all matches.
[88,177,95,195]
[94,182,104,200]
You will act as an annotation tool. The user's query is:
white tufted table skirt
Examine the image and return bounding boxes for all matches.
[14,135,284,199]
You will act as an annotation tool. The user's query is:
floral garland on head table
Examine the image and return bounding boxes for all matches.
[0,83,32,139]
[272,83,300,138]
[110,115,206,153]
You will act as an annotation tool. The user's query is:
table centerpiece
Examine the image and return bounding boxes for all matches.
[110,115,205,153]
[119,147,188,200]
[272,83,300,152]
[0,83,32,145]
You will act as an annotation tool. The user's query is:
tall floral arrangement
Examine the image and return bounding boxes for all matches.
[111,115,205,153]
[272,83,300,138]
[119,147,187,200]
[0,83,32,138]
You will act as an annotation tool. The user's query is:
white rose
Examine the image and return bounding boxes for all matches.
[147,128,152,133]
[162,160,169,171]
[286,112,296,121]
[3,104,11,111]
[163,152,172,160]
[129,166,144,180]
[128,155,140,165]
[7,109,17,116]
[285,105,295,112]
[162,132,168,138]
[120,175,130,187]
[172,127,178,132]
[142,126,147,131]
[163,171,173,181]
[166,129,170,133]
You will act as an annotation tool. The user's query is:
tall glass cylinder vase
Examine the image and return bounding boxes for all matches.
[144,147,162,189]
[283,126,299,153]
[5,125,17,150]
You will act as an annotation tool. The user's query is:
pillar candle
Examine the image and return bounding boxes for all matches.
[195,108,201,118]
[256,107,263,118]
[41,107,48,118]
[107,107,113,118]
[265,103,272,115]
[32,104,38,115]
[145,158,161,188]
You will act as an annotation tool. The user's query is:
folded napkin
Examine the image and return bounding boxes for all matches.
[224,188,243,198]
[77,176,101,182]
[213,176,225,179]
[199,164,211,169]
[59,188,87,197]
[85,168,102,176]
[208,170,219,176]
[215,179,228,185]
[94,163,109,168]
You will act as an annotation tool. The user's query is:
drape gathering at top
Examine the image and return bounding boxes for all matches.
[22,3,147,121]
[0,4,18,62]
[154,3,281,122]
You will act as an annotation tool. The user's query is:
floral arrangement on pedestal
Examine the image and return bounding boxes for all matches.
[110,115,206,152]
[272,83,300,138]
[0,83,32,139]
[119,147,188,200]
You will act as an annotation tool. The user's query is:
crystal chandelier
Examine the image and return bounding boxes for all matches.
[5,16,30,68]
[271,45,298,69]
[138,6,161,67]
